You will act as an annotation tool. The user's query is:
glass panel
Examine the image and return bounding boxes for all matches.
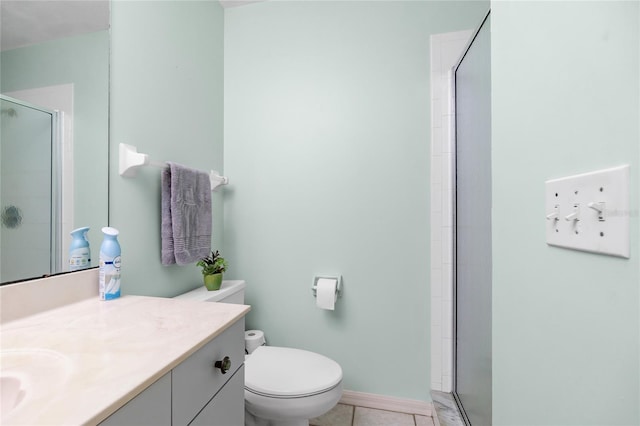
[1,97,54,282]
[454,13,492,426]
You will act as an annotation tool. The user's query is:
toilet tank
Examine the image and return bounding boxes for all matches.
[173,280,246,304]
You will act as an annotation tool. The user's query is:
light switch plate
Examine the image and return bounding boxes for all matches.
[545,165,630,258]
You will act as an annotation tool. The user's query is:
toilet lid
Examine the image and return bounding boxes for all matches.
[244,346,342,398]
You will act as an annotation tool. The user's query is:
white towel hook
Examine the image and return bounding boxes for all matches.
[119,143,229,191]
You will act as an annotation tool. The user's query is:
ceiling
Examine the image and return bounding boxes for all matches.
[1,0,110,51]
[1,0,264,52]
[219,0,265,8]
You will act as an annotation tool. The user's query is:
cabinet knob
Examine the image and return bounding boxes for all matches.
[214,356,231,374]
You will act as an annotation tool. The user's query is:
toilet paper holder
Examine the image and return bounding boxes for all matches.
[312,276,342,298]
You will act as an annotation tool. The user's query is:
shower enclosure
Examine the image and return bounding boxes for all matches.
[0,95,61,283]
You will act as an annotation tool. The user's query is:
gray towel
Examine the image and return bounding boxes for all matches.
[161,162,212,265]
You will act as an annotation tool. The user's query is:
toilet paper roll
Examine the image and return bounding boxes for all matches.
[245,330,266,354]
[316,278,337,310]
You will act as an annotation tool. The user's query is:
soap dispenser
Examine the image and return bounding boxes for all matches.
[99,227,121,300]
[69,227,91,271]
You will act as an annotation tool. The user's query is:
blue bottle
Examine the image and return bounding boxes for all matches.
[69,227,91,271]
[99,227,121,300]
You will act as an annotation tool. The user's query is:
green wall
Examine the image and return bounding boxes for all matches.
[109,0,225,297]
[108,0,640,415]
[224,0,487,400]
[491,1,639,424]
[1,31,110,241]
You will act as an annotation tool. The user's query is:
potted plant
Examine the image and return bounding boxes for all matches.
[196,250,228,291]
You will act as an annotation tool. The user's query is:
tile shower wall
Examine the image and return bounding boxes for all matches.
[430,30,472,393]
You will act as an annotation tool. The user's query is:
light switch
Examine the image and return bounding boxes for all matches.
[545,165,630,258]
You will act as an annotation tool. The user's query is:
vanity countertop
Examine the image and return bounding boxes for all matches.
[0,295,250,425]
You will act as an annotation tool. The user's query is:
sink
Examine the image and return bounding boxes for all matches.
[0,349,72,421]
[1,376,26,416]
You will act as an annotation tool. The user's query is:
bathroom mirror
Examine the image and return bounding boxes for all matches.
[0,1,110,284]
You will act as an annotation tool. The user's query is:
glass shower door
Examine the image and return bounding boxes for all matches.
[0,96,58,282]
[453,12,492,426]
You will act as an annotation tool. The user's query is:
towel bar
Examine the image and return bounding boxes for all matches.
[119,143,229,191]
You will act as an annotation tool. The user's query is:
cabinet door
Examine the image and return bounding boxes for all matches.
[173,318,245,425]
[189,366,244,426]
[99,372,171,426]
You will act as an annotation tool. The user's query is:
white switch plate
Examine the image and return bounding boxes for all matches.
[545,165,630,258]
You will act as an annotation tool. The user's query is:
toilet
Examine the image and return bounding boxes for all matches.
[174,280,343,426]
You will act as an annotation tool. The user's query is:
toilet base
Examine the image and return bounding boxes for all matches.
[244,380,342,426]
[245,409,308,426]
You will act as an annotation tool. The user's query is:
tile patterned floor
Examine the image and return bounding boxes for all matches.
[311,404,436,426]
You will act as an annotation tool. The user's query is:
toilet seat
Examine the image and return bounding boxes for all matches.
[244,346,342,398]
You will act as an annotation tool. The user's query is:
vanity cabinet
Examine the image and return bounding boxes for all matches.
[100,372,172,426]
[173,318,245,425]
[100,318,245,426]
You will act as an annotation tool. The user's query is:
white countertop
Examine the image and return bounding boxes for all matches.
[0,295,250,425]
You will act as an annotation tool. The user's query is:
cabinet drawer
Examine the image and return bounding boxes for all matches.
[172,318,245,425]
[189,365,244,426]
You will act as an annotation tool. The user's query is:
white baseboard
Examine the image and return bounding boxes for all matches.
[340,390,432,417]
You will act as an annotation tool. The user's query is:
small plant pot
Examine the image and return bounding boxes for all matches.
[203,273,223,291]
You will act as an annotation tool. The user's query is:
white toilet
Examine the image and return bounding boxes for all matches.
[175,280,343,426]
